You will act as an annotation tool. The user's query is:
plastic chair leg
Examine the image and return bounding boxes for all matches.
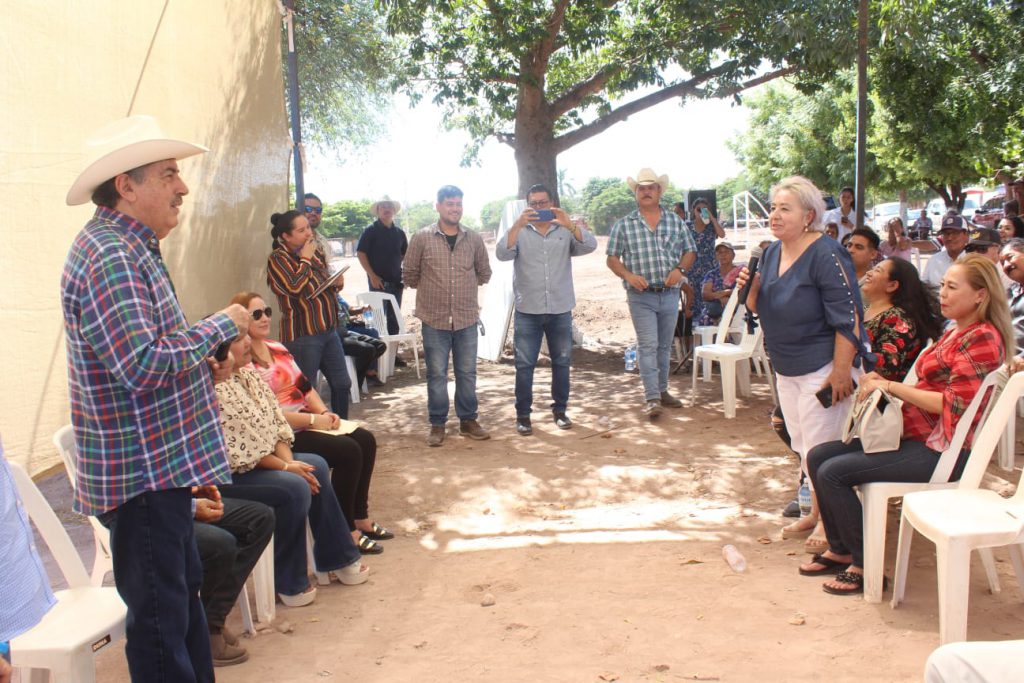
[411,344,421,379]
[1008,543,1024,593]
[721,362,737,419]
[252,541,276,625]
[936,541,972,644]
[690,352,700,407]
[891,511,915,608]
[306,524,330,586]
[862,491,889,604]
[997,414,1015,471]
[737,359,752,397]
[979,548,1002,594]
[236,583,255,636]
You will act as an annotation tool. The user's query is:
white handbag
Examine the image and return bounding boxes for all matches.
[841,388,904,454]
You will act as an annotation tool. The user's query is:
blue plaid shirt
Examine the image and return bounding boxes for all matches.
[61,207,237,516]
[606,207,695,288]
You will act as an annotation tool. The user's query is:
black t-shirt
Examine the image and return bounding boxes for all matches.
[444,233,458,251]
[355,220,408,283]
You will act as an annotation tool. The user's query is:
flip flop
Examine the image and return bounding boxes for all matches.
[363,522,394,541]
[798,553,848,576]
[823,570,864,595]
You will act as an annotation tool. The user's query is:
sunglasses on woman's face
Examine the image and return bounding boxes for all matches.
[251,307,273,320]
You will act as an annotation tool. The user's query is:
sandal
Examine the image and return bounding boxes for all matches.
[799,553,848,576]
[278,585,317,607]
[357,534,384,555]
[804,535,829,554]
[823,571,864,596]
[362,522,394,541]
[329,559,370,586]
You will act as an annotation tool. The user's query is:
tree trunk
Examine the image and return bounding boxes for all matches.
[513,72,560,204]
[513,142,560,206]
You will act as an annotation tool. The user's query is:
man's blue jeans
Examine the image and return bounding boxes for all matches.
[284,330,352,418]
[513,310,572,416]
[626,288,679,401]
[100,488,213,682]
[421,322,479,425]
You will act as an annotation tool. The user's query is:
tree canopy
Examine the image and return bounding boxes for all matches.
[378,0,857,199]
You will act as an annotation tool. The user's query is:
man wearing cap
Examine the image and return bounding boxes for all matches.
[923,214,970,287]
[62,115,249,681]
[496,183,597,436]
[607,168,696,417]
[357,196,408,338]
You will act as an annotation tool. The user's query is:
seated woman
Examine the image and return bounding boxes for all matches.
[800,255,1013,595]
[861,257,942,381]
[232,291,392,556]
[215,332,369,607]
[698,242,742,325]
[879,217,913,261]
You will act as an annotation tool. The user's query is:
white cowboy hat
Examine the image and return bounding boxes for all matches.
[66,115,208,206]
[371,196,402,217]
[626,168,669,192]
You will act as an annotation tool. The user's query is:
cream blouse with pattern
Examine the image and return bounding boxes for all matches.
[215,367,294,474]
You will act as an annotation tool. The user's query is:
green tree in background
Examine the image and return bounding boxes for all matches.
[318,199,375,239]
[378,0,856,201]
[480,196,518,233]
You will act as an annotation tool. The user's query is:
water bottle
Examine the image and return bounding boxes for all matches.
[798,482,812,517]
[722,544,747,573]
[624,344,637,372]
[363,308,375,331]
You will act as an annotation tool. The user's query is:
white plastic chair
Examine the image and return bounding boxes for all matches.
[52,425,113,587]
[306,522,331,586]
[891,370,1024,644]
[355,291,421,380]
[689,288,761,419]
[8,461,127,683]
[857,368,1008,603]
[235,542,275,634]
[692,302,745,380]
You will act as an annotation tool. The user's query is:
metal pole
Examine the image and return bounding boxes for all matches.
[854,0,868,230]
[284,0,304,208]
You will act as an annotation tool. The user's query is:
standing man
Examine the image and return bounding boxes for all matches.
[404,185,492,446]
[496,184,597,436]
[607,168,696,417]
[61,115,248,681]
[357,196,408,341]
[922,214,970,286]
[823,186,857,240]
[911,208,933,240]
[303,192,336,264]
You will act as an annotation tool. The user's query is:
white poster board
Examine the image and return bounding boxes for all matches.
[477,199,526,361]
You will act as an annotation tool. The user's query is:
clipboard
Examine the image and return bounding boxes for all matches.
[310,265,349,298]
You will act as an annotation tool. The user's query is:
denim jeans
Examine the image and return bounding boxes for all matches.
[626,288,680,400]
[421,322,479,425]
[370,281,404,335]
[194,498,274,629]
[513,310,572,416]
[284,330,351,418]
[99,488,213,682]
[219,452,360,596]
[807,438,961,568]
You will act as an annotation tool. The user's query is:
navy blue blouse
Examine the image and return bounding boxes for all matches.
[758,236,868,377]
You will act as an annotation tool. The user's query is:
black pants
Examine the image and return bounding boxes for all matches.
[339,329,387,387]
[292,427,377,529]
[194,498,274,629]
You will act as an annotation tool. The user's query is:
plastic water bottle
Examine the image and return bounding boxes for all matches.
[798,482,812,517]
[722,544,747,573]
[363,308,375,331]
[624,344,637,371]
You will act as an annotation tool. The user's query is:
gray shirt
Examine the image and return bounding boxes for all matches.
[495,222,597,314]
[1009,282,1024,356]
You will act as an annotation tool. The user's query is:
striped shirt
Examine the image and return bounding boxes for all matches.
[266,243,339,342]
[606,207,696,288]
[403,223,492,330]
[61,207,236,516]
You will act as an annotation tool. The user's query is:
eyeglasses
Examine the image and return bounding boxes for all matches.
[528,200,552,209]
[304,205,322,215]
[251,307,273,320]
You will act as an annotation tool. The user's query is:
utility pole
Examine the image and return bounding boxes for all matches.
[854,0,868,229]
[283,0,304,208]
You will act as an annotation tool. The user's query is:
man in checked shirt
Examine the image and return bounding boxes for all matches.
[404,185,492,446]
[61,116,249,682]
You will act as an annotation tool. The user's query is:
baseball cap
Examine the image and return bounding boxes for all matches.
[940,214,967,231]
[967,227,1001,248]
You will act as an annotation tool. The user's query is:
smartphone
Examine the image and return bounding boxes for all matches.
[815,379,857,408]
[700,207,711,222]
[535,209,555,222]
[214,340,232,362]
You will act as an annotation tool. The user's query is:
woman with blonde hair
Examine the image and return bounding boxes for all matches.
[801,254,1012,594]
[735,175,874,552]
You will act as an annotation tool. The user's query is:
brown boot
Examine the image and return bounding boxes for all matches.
[210,630,248,667]
[459,419,490,440]
[427,425,446,447]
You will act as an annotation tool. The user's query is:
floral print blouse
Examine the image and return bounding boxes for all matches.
[864,306,921,382]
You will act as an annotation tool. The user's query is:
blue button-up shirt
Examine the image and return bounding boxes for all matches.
[61,207,237,516]
[607,207,695,288]
[495,222,597,314]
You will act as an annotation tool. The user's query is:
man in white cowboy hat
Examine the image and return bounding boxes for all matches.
[356,195,408,338]
[61,115,250,681]
[607,168,696,417]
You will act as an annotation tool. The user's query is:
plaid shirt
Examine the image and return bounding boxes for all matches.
[903,322,1004,452]
[267,243,339,342]
[606,207,696,288]
[403,223,492,330]
[61,207,237,516]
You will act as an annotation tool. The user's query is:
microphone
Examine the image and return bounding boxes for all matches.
[737,245,763,306]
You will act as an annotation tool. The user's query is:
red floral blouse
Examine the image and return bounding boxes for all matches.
[865,306,921,382]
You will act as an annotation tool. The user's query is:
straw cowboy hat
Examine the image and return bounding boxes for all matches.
[371,196,402,217]
[626,168,669,192]
[66,115,208,206]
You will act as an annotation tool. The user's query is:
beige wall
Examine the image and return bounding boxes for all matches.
[0,1,290,474]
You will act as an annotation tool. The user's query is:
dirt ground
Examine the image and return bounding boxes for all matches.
[69,235,1022,682]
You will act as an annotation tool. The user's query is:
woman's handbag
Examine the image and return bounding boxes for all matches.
[841,388,903,454]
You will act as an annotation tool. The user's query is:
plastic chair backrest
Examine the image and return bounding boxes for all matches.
[953,368,1023,489]
[713,287,741,342]
[928,368,1006,483]
[53,424,78,489]
[356,292,406,336]
[899,338,933,386]
[9,461,91,589]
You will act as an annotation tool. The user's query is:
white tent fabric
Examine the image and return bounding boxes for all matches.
[477,200,526,362]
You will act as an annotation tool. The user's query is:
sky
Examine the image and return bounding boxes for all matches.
[303,91,751,218]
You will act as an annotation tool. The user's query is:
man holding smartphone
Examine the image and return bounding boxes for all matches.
[496,184,597,435]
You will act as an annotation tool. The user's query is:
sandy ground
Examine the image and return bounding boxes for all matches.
[37,235,1024,682]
